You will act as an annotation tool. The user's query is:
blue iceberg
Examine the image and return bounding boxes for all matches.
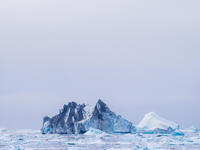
[41,99,136,134]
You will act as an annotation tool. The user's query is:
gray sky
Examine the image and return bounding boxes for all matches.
[0,0,200,129]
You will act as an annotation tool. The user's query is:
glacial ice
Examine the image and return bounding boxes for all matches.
[137,112,179,134]
[41,99,136,134]
[82,100,134,134]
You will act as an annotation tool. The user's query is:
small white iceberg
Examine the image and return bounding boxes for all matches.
[137,112,179,134]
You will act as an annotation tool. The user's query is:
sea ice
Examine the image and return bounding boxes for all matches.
[0,129,200,149]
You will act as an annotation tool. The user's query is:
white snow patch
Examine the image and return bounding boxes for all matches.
[80,104,94,122]
[64,109,70,123]
[84,128,105,135]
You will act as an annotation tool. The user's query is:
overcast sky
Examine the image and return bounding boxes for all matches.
[0,0,200,129]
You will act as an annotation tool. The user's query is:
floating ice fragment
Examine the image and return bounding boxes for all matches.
[84,128,105,135]
[185,126,199,133]
[0,128,7,133]
[171,130,184,136]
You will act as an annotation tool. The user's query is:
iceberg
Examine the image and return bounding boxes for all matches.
[41,102,89,134]
[83,100,135,134]
[41,99,136,134]
[137,112,179,134]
